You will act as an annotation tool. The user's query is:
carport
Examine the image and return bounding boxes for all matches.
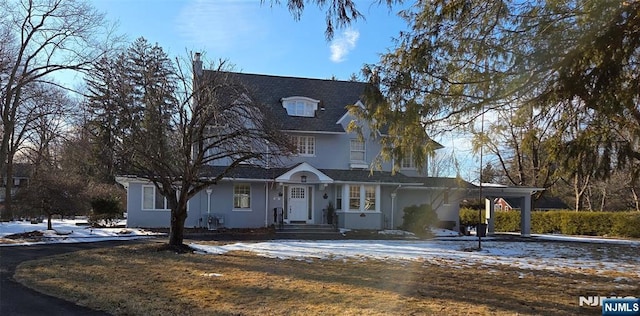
[476,185,544,237]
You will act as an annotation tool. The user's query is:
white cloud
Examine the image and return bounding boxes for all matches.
[329,28,360,63]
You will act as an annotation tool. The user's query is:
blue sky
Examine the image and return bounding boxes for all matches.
[92,0,408,81]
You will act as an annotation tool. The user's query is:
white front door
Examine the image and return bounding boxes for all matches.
[288,186,308,222]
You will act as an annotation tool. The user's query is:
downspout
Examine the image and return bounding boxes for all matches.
[206,188,212,229]
[265,183,269,227]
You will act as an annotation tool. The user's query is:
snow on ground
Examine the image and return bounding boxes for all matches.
[2,219,639,278]
[191,237,640,277]
[0,219,161,246]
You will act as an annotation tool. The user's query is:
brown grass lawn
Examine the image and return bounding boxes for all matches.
[14,240,639,316]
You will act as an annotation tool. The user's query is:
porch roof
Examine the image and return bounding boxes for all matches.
[199,165,475,187]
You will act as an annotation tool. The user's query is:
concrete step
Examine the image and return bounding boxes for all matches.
[276,224,338,234]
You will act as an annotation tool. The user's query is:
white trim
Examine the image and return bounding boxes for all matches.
[332,180,424,186]
[290,135,316,157]
[141,185,169,211]
[232,183,252,210]
[343,183,380,213]
[342,210,383,214]
[264,183,269,227]
[276,162,334,184]
[349,138,366,163]
[281,96,321,103]
[282,130,346,135]
[287,185,309,223]
[349,163,369,169]
[336,100,364,125]
[281,96,320,117]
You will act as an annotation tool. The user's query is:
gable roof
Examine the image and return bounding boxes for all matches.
[210,71,369,133]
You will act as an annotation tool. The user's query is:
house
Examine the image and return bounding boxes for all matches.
[0,163,31,211]
[117,66,478,231]
[495,195,569,211]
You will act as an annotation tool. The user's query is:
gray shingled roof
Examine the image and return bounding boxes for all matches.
[210,71,369,133]
[199,165,287,180]
[319,169,422,184]
[200,165,475,188]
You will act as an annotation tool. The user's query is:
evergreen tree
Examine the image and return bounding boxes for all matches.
[278,1,640,183]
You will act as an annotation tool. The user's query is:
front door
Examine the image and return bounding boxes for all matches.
[288,186,308,222]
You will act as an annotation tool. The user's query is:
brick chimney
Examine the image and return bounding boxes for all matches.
[193,52,203,77]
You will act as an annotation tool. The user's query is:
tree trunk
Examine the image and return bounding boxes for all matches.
[573,173,589,211]
[169,202,188,246]
[599,186,607,212]
[47,213,53,230]
[632,187,640,212]
[3,161,14,220]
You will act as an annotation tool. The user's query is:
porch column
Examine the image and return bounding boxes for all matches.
[485,197,495,236]
[521,195,532,237]
[342,184,349,228]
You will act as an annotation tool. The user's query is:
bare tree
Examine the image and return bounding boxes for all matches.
[21,84,76,167]
[472,103,561,194]
[14,168,88,229]
[87,40,294,247]
[0,0,113,219]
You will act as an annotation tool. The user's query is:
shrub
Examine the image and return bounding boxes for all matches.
[490,210,640,238]
[459,207,485,227]
[401,204,439,237]
[610,212,640,238]
[88,197,123,227]
[495,211,520,232]
[462,207,640,238]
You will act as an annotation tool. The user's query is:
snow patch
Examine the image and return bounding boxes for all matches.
[0,219,162,246]
[377,230,415,236]
[190,239,640,277]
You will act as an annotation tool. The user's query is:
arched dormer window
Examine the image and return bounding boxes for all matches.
[281,96,320,117]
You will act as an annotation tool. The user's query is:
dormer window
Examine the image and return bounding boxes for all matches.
[281,96,320,117]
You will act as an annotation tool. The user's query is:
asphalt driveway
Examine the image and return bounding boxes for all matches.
[0,240,145,316]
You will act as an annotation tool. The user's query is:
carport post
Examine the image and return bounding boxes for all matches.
[485,197,495,236]
[521,195,532,237]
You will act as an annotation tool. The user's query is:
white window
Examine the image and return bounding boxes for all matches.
[364,186,376,210]
[290,187,305,199]
[343,184,379,212]
[233,183,251,209]
[349,185,361,210]
[142,185,168,210]
[291,135,315,156]
[350,139,365,162]
[401,152,416,169]
[335,185,343,210]
[282,97,319,117]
